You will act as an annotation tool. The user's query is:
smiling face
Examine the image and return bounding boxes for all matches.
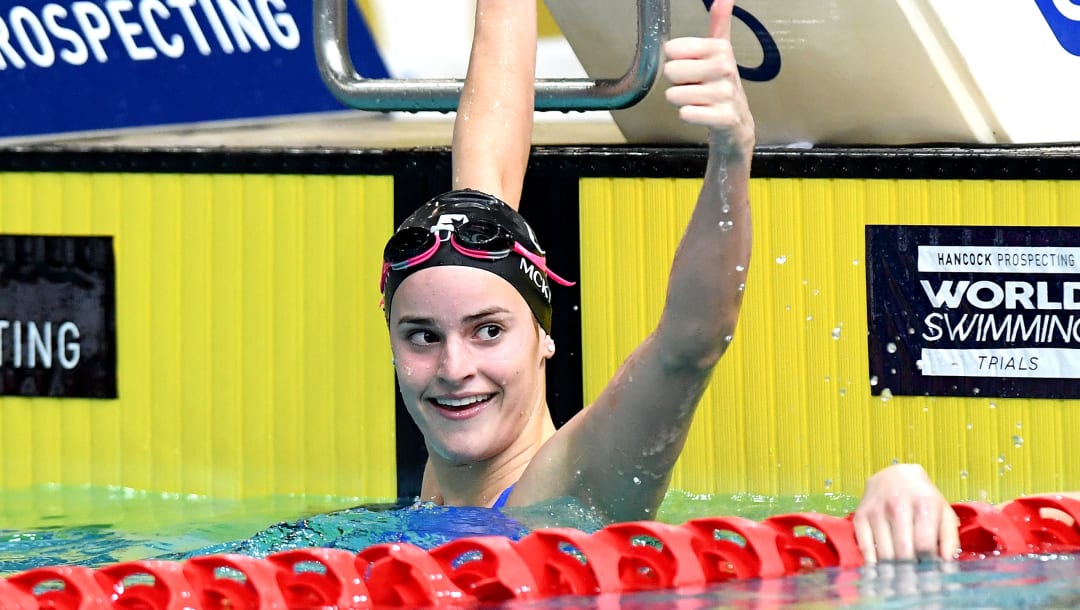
[388,265,553,466]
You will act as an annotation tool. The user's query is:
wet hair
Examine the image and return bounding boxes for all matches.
[381,189,556,332]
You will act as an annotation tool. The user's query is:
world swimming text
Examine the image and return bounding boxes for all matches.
[920,279,1080,344]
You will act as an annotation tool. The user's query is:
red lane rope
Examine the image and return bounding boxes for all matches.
[5,496,1080,609]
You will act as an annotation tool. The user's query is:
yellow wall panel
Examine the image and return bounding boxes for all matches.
[580,177,1080,503]
[538,1,563,38]
[0,173,397,501]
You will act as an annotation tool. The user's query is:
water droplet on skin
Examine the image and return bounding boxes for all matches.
[719,220,734,231]
[880,388,894,402]
[869,375,879,386]
[735,265,745,272]
[775,255,787,264]
[724,335,733,343]
[886,342,897,353]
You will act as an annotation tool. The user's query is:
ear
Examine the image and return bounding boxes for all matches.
[541,332,556,360]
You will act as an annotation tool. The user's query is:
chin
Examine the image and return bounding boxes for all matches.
[432,437,501,466]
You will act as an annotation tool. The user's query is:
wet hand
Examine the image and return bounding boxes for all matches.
[663,0,754,158]
[852,464,960,564]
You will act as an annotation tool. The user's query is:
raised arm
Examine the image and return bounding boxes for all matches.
[451,0,537,210]
[515,0,755,521]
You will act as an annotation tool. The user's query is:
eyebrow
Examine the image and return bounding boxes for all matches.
[396,307,512,327]
[396,315,437,327]
[462,307,512,324]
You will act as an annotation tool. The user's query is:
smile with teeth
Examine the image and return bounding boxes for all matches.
[431,394,494,409]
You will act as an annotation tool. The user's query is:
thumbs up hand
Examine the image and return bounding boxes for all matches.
[663,0,755,159]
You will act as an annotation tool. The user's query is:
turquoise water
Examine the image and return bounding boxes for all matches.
[0,486,856,573]
[0,484,372,572]
[4,486,1080,608]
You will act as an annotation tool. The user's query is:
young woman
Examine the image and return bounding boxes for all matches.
[380,0,752,524]
[379,0,958,565]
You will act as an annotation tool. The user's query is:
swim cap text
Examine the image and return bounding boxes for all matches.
[519,258,552,300]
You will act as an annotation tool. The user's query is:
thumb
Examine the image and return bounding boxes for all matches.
[709,0,735,40]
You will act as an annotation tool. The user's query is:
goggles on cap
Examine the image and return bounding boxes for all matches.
[379,219,575,294]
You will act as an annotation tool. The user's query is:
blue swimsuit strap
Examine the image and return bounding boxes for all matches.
[491,483,515,509]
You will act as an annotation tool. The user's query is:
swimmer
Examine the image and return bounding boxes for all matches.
[380,0,754,522]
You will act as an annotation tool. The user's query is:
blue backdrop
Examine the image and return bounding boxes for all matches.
[0,1,389,138]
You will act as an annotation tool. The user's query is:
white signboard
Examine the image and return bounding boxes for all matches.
[546,0,1080,145]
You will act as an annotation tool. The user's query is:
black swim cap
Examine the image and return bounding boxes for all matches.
[381,189,557,332]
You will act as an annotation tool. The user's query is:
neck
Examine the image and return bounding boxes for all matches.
[420,398,556,507]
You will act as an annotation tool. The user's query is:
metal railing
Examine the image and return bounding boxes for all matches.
[314,0,669,112]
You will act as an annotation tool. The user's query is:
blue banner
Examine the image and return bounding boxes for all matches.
[0,1,389,139]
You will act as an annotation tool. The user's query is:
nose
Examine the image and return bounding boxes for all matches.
[437,336,477,385]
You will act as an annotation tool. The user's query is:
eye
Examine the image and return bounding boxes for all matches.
[407,329,440,346]
[476,324,502,341]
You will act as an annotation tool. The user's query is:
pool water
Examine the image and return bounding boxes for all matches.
[4,486,1080,608]
[0,484,371,573]
[0,486,856,573]
[509,556,1080,609]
